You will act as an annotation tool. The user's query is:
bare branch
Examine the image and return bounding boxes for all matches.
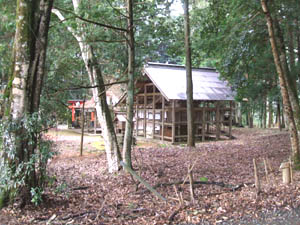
[53,6,127,32]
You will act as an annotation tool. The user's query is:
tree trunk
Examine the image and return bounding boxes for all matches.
[52,2,122,173]
[277,100,282,131]
[263,98,267,129]
[236,102,242,126]
[268,98,273,128]
[261,0,300,165]
[273,17,300,129]
[184,0,195,147]
[122,0,135,169]
[0,0,53,208]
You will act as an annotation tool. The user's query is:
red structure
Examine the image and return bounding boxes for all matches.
[68,99,96,129]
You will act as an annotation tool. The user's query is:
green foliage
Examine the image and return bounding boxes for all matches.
[199,177,208,182]
[55,182,70,199]
[0,112,55,206]
[30,187,43,206]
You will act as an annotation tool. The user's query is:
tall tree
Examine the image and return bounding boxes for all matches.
[183,0,195,146]
[122,0,135,168]
[52,0,122,173]
[0,0,54,207]
[261,0,300,165]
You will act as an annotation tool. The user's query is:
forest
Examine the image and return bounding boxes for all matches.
[1,0,300,224]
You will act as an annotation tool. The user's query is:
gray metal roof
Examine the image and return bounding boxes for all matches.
[144,63,235,101]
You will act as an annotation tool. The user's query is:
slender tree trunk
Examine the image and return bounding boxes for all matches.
[122,0,135,169]
[0,0,53,208]
[184,0,195,147]
[273,17,300,129]
[297,20,300,81]
[52,3,122,173]
[277,100,282,131]
[268,98,273,128]
[80,98,86,156]
[260,102,263,128]
[236,102,242,126]
[263,98,267,129]
[261,0,300,165]
[287,23,296,74]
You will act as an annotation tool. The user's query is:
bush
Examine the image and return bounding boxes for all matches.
[0,111,56,206]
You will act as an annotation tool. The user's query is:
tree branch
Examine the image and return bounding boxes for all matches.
[46,80,128,96]
[53,6,127,32]
[104,0,128,19]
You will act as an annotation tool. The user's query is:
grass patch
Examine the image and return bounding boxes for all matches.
[91,141,105,151]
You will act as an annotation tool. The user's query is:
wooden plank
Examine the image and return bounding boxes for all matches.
[136,92,162,97]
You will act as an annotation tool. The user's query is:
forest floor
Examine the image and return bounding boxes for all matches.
[1,128,300,224]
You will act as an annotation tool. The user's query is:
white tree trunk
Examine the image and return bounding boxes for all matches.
[52,5,120,173]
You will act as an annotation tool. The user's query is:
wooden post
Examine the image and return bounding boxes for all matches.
[172,100,176,144]
[189,169,195,204]
[216,102,220,140]
[152,86,155,139]
[206,102,210,133]
[162,96,165,141]
[229,101,232,139]
[135,97,139,136]
[280,162,291,184]
[80,99,86,156]
[202,104,205,142]
[253,158,261,194]
[143,85,147,137]
[263,158,269,183]
[94,110,97,134]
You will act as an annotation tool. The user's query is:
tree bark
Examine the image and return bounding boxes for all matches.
[268,98,273,128]
[277,100,282,131]
[261,0,300,165]
[184,0,195,147]
[0,0,53,208]
[52,2,122,173]
[273,17,300,129]
[122,0,135,169]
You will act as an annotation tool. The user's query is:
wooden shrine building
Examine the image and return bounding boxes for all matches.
[134,63,235,143]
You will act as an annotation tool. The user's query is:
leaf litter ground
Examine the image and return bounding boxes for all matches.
[1,128,300,224]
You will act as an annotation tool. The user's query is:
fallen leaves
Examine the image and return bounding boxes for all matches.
[1,128,300,224]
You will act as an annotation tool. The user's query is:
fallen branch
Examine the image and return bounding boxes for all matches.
[72,186,90,191]
[139,180,251,194]
[61,211,95,221]
[168,207,186,225]
[120,161,166,201]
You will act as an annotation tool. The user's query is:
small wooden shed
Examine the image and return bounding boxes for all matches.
[134,63,235,143]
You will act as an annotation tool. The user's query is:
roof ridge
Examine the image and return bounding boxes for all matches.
[146,62,216,71]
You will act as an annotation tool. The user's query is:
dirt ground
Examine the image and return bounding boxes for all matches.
[1,128,300,224]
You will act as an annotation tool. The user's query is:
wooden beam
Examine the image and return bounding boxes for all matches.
[135,97,139,136]
[229,101,233,139]
[172,100,176,144]
[216,102,220,140]
[202,105,205,142]
[94,110,97,134]
[143,85,147,137]
[152,87,156,139]
[162,96,165,141]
